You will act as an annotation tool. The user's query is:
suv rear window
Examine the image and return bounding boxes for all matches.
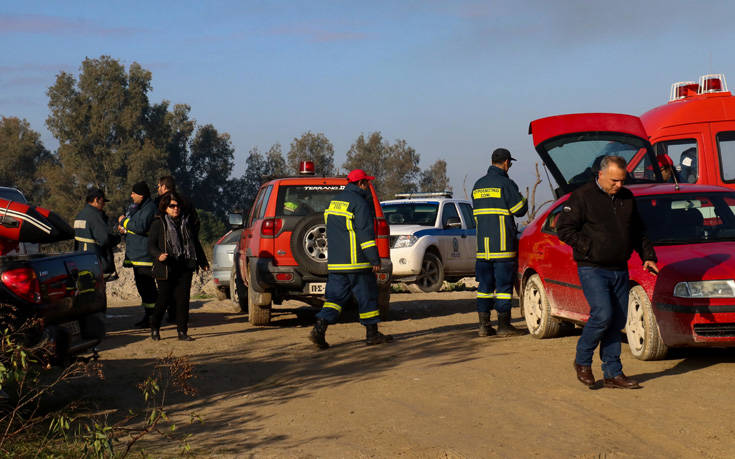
[275,185,346,217]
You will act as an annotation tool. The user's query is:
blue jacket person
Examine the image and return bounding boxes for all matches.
[74,188,120,277]
[309,169,393,349]
[472,148,528,336]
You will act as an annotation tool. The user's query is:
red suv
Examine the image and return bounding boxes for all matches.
[229,164,392,325]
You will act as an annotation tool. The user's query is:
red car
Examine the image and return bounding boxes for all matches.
[518,113,735,360]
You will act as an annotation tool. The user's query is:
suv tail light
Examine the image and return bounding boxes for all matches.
[375,218,389,237]
[261,218,283,236]
[1,267,41,304]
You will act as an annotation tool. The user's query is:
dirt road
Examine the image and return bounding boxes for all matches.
[86,291,735,457]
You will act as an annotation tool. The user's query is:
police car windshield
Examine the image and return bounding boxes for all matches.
[275,185,346,217]
[636,192,735,245]
[381,202,439,226]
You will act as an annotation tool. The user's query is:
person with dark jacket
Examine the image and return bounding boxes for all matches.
[118,182,157,328]
[557,155,658,389]
[147,191,209,341]
[471,148,528,337]
[309,169,392,349]
[74,188,120,278]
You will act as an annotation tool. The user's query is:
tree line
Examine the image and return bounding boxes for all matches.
[0,56,450,240]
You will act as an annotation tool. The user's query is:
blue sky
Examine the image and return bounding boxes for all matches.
[3,1,735,204]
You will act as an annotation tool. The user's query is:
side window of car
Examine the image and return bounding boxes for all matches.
[247,187,266,227]
[654,139,698,184]
[441,202,460,228]
[542,205,565,234]
[717,132,735,183]
[458,203,475,229]
[257,185,273,220]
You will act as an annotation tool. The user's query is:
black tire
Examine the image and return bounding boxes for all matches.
[378,284,391,320]
[626,285,668,360]
[522,274,561,339]
[230,258,247,312]
[415,252,444,293]
[290,214,328,275]
[215,287,228,300]
[248,283,272,326]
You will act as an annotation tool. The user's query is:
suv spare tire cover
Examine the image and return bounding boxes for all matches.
[291,213,328,276]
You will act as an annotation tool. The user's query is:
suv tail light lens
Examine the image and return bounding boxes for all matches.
[375,218,389,236]
[261,218,283,236]
[1,267,41,304]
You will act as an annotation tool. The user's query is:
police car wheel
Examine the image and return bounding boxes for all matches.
[415,252,444,293]
[291,214,328,276]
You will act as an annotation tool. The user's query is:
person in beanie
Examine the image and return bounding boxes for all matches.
[118,182,158,328]
[309,169,392,349]
[471,148,528,337]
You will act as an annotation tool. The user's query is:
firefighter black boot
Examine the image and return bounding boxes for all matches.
[478,312,496,337]
[497,311,524,336]
[365,323,393,345]
[134,307,152,329]
[309,318,329,350]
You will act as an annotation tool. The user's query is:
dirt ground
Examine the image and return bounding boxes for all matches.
[80,291,735,458]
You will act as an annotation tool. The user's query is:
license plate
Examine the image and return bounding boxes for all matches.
[308,283,326,294]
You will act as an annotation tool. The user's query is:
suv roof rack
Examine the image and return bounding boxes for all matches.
[394,191,453,199]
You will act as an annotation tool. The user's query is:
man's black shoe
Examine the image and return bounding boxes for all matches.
[497,311,525,336]
[309,318,329,350]
[151,329,161,341]
[177,332,195,342]
[477,311,496,337]
[365,323,393,345]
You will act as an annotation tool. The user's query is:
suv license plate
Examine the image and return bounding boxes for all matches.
[308,283,326,294]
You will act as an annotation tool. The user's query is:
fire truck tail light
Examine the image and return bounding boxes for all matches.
[299,161,316,175]
[261,218,283,236]
[670,81,698,101]
[699,74,727,94]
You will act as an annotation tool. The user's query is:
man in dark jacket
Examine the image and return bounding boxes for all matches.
[557,155,658,389]
[309,169,392,349]
[74,188,120,278]
[472,148,528,337]
[119,182,157,327]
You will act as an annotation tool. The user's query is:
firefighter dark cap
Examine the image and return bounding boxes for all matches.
[86,188,110,203]
[492,148,517,163]
[347,169,375,182]
[132,181,151,198]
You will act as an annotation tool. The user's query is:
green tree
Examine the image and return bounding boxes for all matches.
[419,159,452,193]
[187,124,235,217]
[45,56,168,218]
[287,132,335,175]
[266,143,288,177]
[0,117,53,203]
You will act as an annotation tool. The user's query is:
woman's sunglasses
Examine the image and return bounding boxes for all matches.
[168,203,180,209]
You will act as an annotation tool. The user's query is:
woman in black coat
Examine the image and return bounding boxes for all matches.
[148,191,209,341]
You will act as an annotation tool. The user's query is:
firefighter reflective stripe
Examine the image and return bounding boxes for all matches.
[499,215,506,252]
[75,236,96,244]
[328,262,372,270]
[360,240,376,250]
[495,292,512,300]
[509,198,526,214]
[73,219,87,229]
[360,309,380,319]
[143,302,156,309]
[477,291,495,298]
[473,208,510,216]
[324,200,354,220]
[346,218,357,264]
[484,237,490,255]
[130,260,153,266]
[476,251,517,259]
[472,187,501,199]
[324,301,342,312]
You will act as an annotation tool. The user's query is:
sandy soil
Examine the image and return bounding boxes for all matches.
[78,291,735,458]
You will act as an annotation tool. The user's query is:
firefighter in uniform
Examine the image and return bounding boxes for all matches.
[309,169,393,349]
[74,188,121,278]
[472,148,528,336]
[118,182,158,328]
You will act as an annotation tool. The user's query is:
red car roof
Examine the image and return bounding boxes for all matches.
[529,113,647,147]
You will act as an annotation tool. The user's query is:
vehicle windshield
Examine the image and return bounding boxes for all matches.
[381,202,439,226]
[636,192,735,244]
[541,133,661,189]
[275,185,346,217]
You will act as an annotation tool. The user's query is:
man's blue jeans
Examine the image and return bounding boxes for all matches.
[575,266,629,379]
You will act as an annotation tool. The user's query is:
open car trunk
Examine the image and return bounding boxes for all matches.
[528,113,664,198]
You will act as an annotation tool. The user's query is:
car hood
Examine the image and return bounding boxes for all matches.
[528,113,662,198]
[389,224,436,236]
[657,241,735,281]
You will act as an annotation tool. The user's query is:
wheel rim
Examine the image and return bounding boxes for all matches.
[417,257,440,289]
[524,280,544,333]
[303,224,328,262]
[627,292,646,355]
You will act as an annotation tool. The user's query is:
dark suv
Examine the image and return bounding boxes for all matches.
[229,166,392,325]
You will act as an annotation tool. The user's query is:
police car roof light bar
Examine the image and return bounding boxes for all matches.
[394,191,453,199]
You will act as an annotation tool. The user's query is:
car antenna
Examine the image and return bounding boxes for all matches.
[671,165,680,192]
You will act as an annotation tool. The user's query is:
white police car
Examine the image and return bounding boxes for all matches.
[381,192,476,292]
